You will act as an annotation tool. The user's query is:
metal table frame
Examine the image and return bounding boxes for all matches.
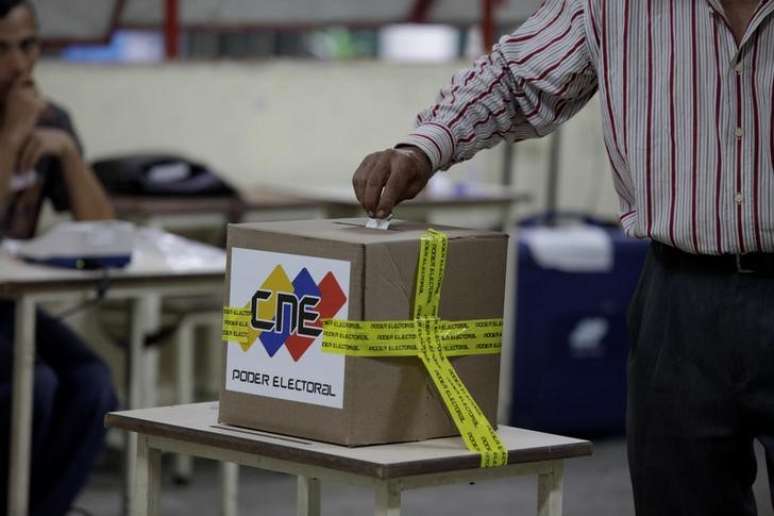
[1,256,224,516]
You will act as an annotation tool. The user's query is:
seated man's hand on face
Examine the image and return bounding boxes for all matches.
[352,146,434,219]
[0,77,44,153]
[0,79,77,173]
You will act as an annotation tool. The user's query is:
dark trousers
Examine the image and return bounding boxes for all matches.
[627,244,774,516]
[0,301,117,516]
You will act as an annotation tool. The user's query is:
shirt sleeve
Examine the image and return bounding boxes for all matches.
[397,0,598,171]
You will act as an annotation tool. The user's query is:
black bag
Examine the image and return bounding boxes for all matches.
[92,154,236,197]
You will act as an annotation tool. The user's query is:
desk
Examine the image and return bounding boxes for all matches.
[111,184,530,234]
[0,229,226,516]
[111,191,322,231]
[107,402,592,516]
[244,182,531,230]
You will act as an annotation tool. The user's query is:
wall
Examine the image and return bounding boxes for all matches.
[36,59,620,219]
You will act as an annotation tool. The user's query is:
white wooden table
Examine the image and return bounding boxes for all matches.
[0,229,226,516]
[111,190,323,232]
[243,183,531,231]
[106,402,592,516]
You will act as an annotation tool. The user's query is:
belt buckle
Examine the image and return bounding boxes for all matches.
[736,254,755,274]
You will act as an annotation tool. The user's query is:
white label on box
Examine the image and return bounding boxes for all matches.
[226,247,350,409]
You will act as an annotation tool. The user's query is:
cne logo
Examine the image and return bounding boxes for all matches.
[250,265,346,361]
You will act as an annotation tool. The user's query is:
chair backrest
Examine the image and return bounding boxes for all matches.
[92,153,236,197]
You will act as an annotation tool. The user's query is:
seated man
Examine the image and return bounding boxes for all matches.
[0,1,118,515]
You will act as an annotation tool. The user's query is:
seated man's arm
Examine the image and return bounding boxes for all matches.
[59,142,115,221]
[20,122,114,220]
[24,105,114,221]
[0,131,15,208]
[0,77,44,211]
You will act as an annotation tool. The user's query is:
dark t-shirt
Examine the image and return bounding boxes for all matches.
[0,102,82,240]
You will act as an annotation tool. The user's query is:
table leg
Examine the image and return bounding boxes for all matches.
[204,317,223,395]
[140,294,162,408]
[497,204,512,232]
[296,476,321,516]
[173,320,195,483]
[125,296,150,516]
[8,296,35,516]
[374,482,401,516]
[537,461,564,516]
[134,434,161,516]
[142,347,160,408]
[125,433,138,516]
[219,462,239,516]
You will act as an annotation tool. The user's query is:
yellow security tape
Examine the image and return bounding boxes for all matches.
[321,319,502,357]
[439,319,503,357]
[321,229,508,468]
[415,317,507,468]
[221,306,257,352]
[413,229,447,319]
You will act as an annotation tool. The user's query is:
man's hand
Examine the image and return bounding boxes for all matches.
[352,146,434,218]
[0,77,44,150]
[16,128,76,172]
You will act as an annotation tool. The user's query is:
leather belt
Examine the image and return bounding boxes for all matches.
[652,241,774,276]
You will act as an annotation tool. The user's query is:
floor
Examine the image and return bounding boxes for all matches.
[75,436,774,516]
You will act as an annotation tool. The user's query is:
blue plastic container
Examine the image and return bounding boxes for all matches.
[509,215,649,437]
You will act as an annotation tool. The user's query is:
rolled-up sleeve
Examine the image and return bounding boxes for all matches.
[398,0,598,171]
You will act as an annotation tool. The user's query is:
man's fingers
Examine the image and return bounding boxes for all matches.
[403,179,426,201]
[362,152,391,215]
[14,72,34,84]
[18,135,40,171]
[352,148,435,217]
[18,137,33,170]
[352,154,377,208]
[12,76,38,98]
[376,165,412,218]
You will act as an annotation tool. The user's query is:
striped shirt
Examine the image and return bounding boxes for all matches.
[399,0,774,255]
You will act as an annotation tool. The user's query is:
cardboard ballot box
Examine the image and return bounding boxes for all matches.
[219,218,507,446]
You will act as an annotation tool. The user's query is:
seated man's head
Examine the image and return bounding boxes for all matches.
[0,0,37,102]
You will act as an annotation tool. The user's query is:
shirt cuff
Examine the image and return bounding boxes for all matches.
[396,123,455,172]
